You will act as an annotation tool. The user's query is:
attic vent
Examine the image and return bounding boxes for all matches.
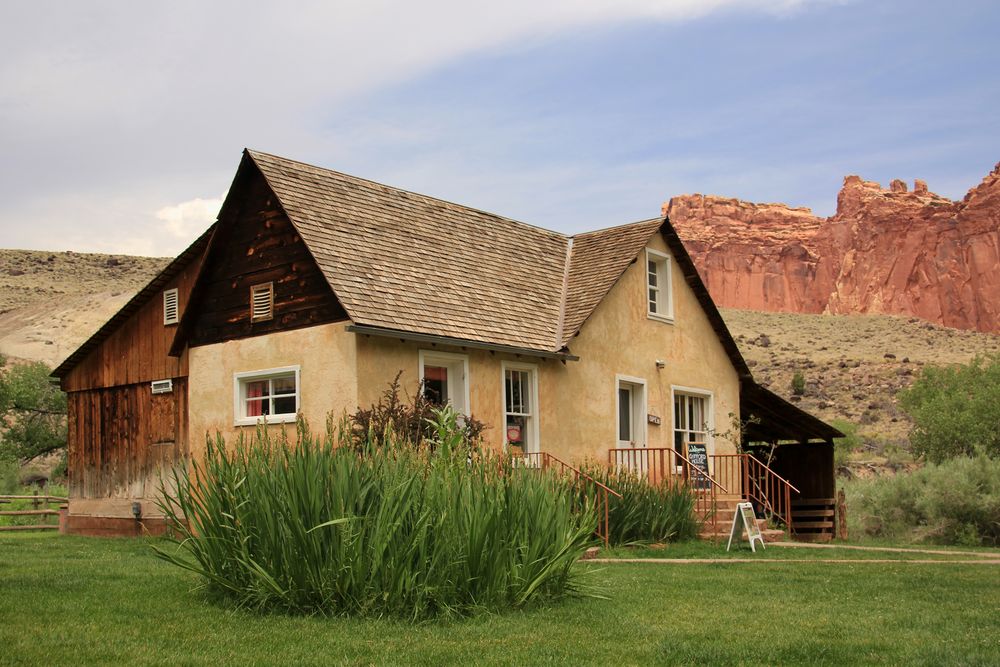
[151,379,173,394]
[163,288,179,325]
[250,282,274,322]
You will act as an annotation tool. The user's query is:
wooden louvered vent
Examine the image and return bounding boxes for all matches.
[250,282,274,322]
[163,288,179,325]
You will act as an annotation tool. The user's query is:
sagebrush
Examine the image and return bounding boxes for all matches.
[844,455,1000,546]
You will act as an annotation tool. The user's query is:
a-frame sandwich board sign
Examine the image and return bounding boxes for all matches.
[726,501,765,552]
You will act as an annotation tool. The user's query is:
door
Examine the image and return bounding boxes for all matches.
[617,379,647,474]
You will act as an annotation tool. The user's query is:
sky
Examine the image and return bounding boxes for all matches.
[0,0,997,256]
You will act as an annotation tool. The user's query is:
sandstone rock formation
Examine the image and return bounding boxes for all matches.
[667,163,1000,333]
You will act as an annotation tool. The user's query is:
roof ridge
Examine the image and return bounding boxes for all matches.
[554,237,574,350]
[246,148,569,241]
[570,217,663,238]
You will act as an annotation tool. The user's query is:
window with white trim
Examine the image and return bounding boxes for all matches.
[250,282,274,322]
[673,393,708,455]
[503,364,538,454]
[163,288,179,325]
[646,249,673,321]
[234,366,300,425]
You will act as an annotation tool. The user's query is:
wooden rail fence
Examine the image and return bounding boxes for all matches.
[0,493,68,532]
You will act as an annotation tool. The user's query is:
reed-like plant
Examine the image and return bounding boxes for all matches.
[580,464,699,545]
[155,409,597,618]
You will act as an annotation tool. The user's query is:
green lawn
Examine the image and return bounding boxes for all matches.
[599,540,1000,561]
[2,534,999,666]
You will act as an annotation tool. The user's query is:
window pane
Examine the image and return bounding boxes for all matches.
[273,395,296,415]
[423,365,448,406]
[246,380,269,398]
[246,397,265,417]
[618,388,631,441]
[272,376,296,395]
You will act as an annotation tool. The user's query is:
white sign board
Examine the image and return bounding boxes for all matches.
[726,502,765,552]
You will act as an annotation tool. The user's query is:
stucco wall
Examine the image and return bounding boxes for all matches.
[187,322,358,459]
[541,232,741,467]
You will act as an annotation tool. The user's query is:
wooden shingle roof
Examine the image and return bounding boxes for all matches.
[249,150,568,352]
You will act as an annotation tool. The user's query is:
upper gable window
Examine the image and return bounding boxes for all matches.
[250,282,274,322]
[646,249,673,322]
[163,288,179,325]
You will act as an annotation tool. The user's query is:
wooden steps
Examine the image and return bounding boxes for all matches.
[790,497,835,543]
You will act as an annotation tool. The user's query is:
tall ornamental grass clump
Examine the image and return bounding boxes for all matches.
[155,411,597,619]
[580,464,699,545]
[844,455,1000,546]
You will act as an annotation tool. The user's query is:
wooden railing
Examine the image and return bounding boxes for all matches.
[607,447,728,537]
[0,493,67,532]
[710,453,800,529]
[513,452,622,546]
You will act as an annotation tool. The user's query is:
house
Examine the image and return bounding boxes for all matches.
[53,149,842,537]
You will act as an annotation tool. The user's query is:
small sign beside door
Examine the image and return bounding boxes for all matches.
[647,414,661,425]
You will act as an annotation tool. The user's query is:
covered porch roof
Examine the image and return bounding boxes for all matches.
[740,381,844,444]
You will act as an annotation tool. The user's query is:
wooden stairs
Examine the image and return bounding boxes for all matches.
[697,495,785,543]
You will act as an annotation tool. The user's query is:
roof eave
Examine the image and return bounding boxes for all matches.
[346,324,580,362]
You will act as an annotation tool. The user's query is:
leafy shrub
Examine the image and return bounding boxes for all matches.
[790,371,806,396]
[0,456,19,494]
[829,419,861,470]
[156,409,597,618]
[844,456,1000,546]
[349,372,486,451]
[580,464,699,545]
[899,354,1000,463]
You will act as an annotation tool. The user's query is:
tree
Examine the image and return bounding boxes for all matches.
[899,354,1000,463]
[0,356,67,463]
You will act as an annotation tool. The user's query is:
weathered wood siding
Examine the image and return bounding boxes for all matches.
[67,379,189,499]
[189,169,347,347]
[60,254,204,393]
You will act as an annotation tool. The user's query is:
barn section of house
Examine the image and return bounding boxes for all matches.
[52,149,842,538]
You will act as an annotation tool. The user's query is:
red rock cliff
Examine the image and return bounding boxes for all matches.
[667,164,1000,333]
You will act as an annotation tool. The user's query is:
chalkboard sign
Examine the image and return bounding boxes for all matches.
[727,502,766,552]
[686,443,709,489]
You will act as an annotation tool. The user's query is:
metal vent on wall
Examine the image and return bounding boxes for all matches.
[151,379,173,394]
[163,288,179,325]
[251,282,274,322]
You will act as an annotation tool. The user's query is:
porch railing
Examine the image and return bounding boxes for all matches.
[512,452,622,546]
[710,453,800,529]
[607,447,728,537]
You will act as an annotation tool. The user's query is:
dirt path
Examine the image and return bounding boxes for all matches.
[589,558,1000,565]
[768,541,1000,558]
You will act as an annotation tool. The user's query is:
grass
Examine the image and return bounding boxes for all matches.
[2,534,1000,666]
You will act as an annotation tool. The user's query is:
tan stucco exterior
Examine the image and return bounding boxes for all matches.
[184,233,741,476]
[187,322,358,460]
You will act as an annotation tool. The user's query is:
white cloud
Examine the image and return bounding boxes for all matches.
[0,0,833,252]
[155,197,224,239]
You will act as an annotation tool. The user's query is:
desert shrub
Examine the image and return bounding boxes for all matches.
[349,373,486,451]
[829,419,861,470]
[156,409,597,619]
[844,456,1000,546]
[899,354,1000,463]
[790,371,806,396]
[0,456,20,494]
[580,464,699,545]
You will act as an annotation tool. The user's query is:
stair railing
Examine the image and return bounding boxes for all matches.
[742,454,800,530]
[607,447,728,538]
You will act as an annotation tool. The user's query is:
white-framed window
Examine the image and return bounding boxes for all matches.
[672,387,714,473]
[502,362,539,454]
[418,350,470,416]
[250,282,274,322]
[646,249,673,322]
[233,365,300,426]
[163,288,179,325]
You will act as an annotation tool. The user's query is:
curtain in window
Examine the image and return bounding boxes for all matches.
[246,380,267,417]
